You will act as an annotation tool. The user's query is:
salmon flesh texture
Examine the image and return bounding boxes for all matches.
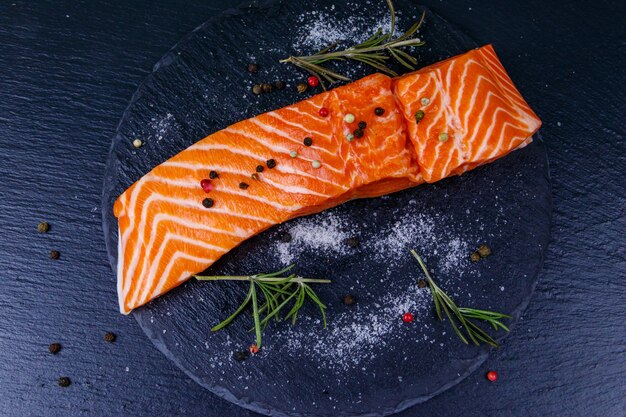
[114,45,541,314]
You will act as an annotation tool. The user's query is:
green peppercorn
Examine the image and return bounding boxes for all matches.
[438,132,449,142]
[58,377,71,387]
[49,250,60,260]
[374,107,385,116]
[415,110,425,123]
[38,222,50,233]
[470,251,481,262]
[297,83,308,93]
[252,84,262,95]
[478,244,492,257]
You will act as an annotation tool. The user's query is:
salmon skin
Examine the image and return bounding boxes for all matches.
[114,45,541,314]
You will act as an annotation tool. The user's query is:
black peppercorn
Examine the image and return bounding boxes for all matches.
[58,377,71,387]
[202,198,214,208]
[280,232,292,243]
[256,165,264,173]
[209,170,219,179]
[470,251,481,262]
[353,129,364,138]
[342,294,356,305]
[374,107,385,116]
[233,350,250,362]
[274,80,286,90]
[478,245,492,258]
[247,63,259,73]
[239,182,249,190]
[417,279,427,289]
[297,83,308,93]
[38,222,50,233]
[49,250,60,260]
[345,237,359,248]
[48,343,61,354]
[303,137,313,146]
[104,332,116,343]
[261,83,273,93]
[252,84,262,95]
[266,159,276,169]
[358,121,367,129]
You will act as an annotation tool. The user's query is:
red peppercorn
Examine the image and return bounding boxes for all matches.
[486,371,498,382]
[249,344,259,355]
[200,179,213,193]
[319,107,329,117]
[307,76,319,87]
[402,312,414,323]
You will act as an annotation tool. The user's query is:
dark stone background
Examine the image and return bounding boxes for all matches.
[0,1,624,416]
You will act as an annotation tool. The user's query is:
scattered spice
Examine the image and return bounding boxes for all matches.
[415,110,425,123]
[249,344,260,355]
[58,377,71,388]
[48,343,61,354]
[247,63,259,73]
[417,279,427,288]
[342,294,356,305]
[478,244,492,258]
[307,75,320,87]
[280,231,292,243]
[202,198,214,208]
[104,332,116,343]
[209,170,219,179]
[233,350,250,362]
[289,151,298,158]
[319,107,329,117]
[133,139,143,148]
[346,133,354,142]
[421,97,430,106]
[353,128,364,138]
[49,250,60,260]
[345,237,360,248]
[470,251,481,262]
[374,107,385,116]
[274,80,286,90]
[256,165,265,173]
[344,113,355,123]
[486,370,498,382]
[37,222,50,233]
[266,159,276,169]
[239,182,250,190]
[402,312,414,323]
[438,132,449,142]
[252,84,262,95]
[312,160,321,169]
[251,173,260,181]
[200,179,213,193]
[303,137,313,146]
[261,83,273,93]
[297,83,308,93]
[358,121,367,129]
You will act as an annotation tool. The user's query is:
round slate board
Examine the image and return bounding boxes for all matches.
[102,1,551,416]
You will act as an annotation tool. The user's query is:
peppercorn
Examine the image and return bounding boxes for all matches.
[345,237,359,248]
[280,232,292,243]
[346,133,354,142]
[202,198,214,208]
[402,312,414,323]
[374,107,385,116]
[233,350,249,362]
[38,222,50,233]
[438,132,449,142]
[239,182,249,190]
[312,160,321,169]
[209,170,219,179]
[342,294,356,305]
[58,377,71,387]
[353,129,364,138]
[415,110,425,122]
[417,279,427,288]
[478,244,492,258]
[266,159,276,169]
[249,344,259,355]
[274,80,286,90]
[297,83,308,93]
[344,113,355,123]
[48,343,61,354]
[49,250,60,260]
[261,83,273,93]
[470,251,481,262]
[104,332,116,343]
[486,370,498,382]
[303,137,313,146]
[133,139,143,148]
[200,179,213,193]
[307,75,319,87]
[252,84,262,95]
[289,151,298,158]
[319,107,329,117]
[358,121,367,129]
[251,173,260,181]
[247,63,259,73]
[256,165,265,173]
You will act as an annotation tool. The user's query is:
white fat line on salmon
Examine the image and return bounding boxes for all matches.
[267,110,334,141]
[133,232,225,306]
[477,50,530,109]
[149,251,217,302]
[465,91,512,156]
[474,111,524,161]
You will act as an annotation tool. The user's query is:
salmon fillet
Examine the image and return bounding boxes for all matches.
[114,45,541,314]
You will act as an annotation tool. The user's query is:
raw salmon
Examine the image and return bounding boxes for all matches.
[114,45,541,314]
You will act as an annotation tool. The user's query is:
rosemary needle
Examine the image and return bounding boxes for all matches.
[410,250,511,347]
[196,264,330,349]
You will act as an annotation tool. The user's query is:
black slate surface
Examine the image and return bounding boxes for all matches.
[1,1,624,416]
[101,3,552,415]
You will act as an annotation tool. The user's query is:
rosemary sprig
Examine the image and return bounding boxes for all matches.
[195,264,330,349]
[280,0,426,87]
[410,250,511,348]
